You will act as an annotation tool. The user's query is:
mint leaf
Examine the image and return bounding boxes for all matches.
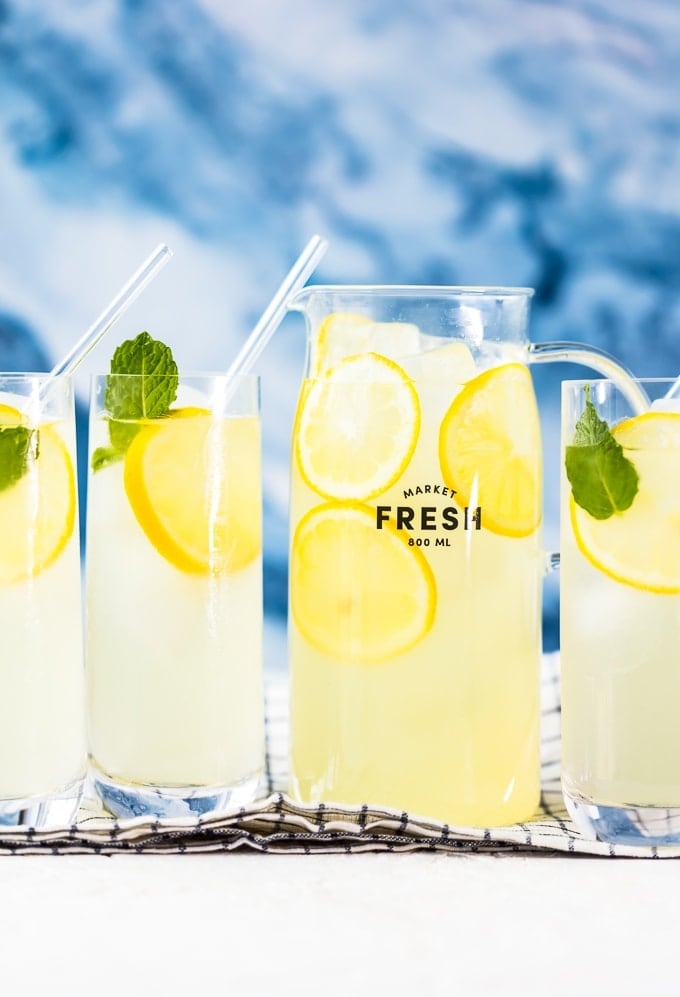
[91,445,122,472]
[565,387,639,520]
[106,331,178,421]
[0,426,39,492]
[108,418,141,453]
[571,392,612,448]
[92,331,178,471]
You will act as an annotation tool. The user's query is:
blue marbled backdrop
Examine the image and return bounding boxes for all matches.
[1,0,679,654]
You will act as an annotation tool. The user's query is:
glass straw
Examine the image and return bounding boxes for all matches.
[211,235,327,415]
[26,244,173,418]
[663,377,680,402]
[224,235,328,381]
[50,243,173,380]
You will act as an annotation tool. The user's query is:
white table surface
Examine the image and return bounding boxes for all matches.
[2,852,677,994]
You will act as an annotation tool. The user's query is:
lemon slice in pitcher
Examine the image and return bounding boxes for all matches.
[295,353,420,501]
[124,407,261,574]
[0,406,76,583]
[438,363,541,537]
[571,412,680,593]
[291,502,436,664]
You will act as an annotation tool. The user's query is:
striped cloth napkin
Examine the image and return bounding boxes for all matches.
[0,654,676,857]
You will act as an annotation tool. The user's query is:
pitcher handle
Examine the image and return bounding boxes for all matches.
[527,341,649,414]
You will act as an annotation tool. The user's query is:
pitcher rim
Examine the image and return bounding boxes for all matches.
[288,284,535,306]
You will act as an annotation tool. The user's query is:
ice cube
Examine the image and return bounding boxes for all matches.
[311,315,420,373]
[459,305,484,347]
[364,321,421,359]
[399,341,477,384]
[650,395,680,414]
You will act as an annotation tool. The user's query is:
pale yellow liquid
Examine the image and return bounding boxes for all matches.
[86,416,263,790]
[0,420,86,800]
[561,471,680,808]
[289,358,542,826]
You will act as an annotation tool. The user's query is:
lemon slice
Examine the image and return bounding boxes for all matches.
[571,412,680,592]
[291,501,436,663]
[438,363,541,537]
[124,407,261,574]
[311,312,421,375]
[295,353,420,501]
[0,403,24,426]
[0,406,76,584]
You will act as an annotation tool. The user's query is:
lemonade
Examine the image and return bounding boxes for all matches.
[288,302,544,827]
[0,379,85,822]
[86,340,264,817]
[561,380,680,842]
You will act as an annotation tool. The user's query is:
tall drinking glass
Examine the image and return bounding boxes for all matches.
[86,373,264,817]
[561,379,680,845]
[0,374,86,826]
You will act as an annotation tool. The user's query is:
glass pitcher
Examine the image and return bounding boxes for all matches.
[285,285,643,828]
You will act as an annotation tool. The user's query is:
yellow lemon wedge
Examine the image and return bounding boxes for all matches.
[295,353,420,501]
[438,363,542,538]
[571,412,680,593]
[0,406,76,584]
[124,407,261,574]
[290,501,436,664]
[0,403,24,426]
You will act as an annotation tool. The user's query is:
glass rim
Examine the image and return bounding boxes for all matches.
[0,372,72,381]
[90,371,260,382]
[562,377,676,389]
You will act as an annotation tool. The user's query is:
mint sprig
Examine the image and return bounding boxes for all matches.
[0,425,39,492]
[92,331,178,471]
[565,386,639,520]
